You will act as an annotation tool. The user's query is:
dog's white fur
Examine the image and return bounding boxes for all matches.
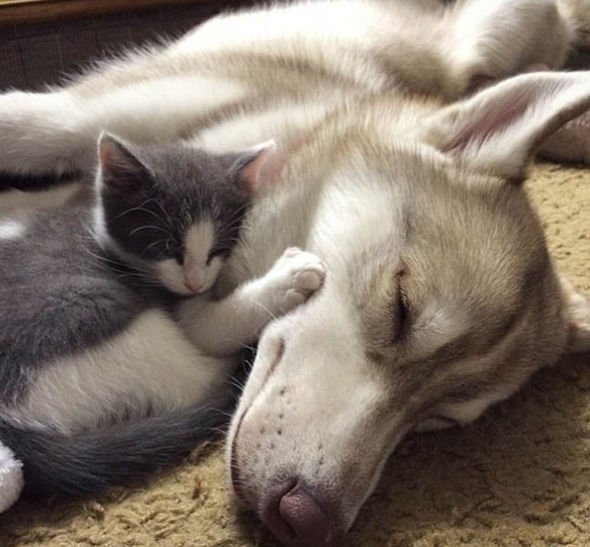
[0,0,589,542]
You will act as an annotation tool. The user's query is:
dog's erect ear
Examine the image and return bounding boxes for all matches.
[423,71,590,180]
[560,276,590,354]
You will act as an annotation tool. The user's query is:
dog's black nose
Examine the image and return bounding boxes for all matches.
[262,481,334,547]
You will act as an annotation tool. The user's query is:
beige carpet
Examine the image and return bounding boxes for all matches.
[1,162,589,547]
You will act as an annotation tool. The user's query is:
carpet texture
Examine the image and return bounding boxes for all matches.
[0,161,588,546]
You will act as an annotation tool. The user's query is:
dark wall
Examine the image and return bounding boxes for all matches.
[0,1,253,91]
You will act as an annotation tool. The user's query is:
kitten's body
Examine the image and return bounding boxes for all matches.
[0,203,232,495]
[0,138,325,496]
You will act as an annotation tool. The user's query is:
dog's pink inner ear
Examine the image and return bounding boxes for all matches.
[423,71,590,180]
[442,87,540,155]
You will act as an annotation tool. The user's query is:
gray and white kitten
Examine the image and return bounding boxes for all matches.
[0,134,279,496]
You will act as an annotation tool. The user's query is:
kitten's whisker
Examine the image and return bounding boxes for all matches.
[153,198,176,228]
[222,206,249,226]
[251,300,278,322]
[143,237,172,254]
[80,246,163,287]
[82,247,129,270]
[238,343,257,353]
[131,206,174,231]
[213,410,237,420]
[229,379,247,393]
[208,426,231,436]
[109,198,156,222]
[129,224,173,237]
[111,198,175,230]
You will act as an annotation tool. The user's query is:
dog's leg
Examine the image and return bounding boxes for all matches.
[537,1,590,163]
[0,90,89,177]
[0,54,249,178]
[538,106,590,164]
[177,248,326,358]
[443,0,575,96]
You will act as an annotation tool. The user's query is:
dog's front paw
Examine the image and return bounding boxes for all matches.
[263,247,326,314]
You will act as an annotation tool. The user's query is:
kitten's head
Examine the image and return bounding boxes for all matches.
[94,133,277,296]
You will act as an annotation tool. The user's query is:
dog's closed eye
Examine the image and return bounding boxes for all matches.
[393,270,411,342]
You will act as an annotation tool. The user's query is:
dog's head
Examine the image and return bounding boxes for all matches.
[228,72,590,546]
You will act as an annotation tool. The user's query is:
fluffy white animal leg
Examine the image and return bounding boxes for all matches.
[0,441,23,513]
[445,0,574,95]
[0,71,249,177]
[0,90,92,176]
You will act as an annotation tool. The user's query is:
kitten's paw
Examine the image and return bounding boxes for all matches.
[0,442,24,514]
[264,247,326,314]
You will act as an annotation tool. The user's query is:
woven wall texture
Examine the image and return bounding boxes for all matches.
[0,1,252,91]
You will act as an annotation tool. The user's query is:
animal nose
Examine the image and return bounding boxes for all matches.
[184,268,205,293]
[262,481,334,547]
[184,277,201,293]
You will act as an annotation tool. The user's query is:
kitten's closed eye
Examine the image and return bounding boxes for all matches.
[206,247,226,265]
[394,270,411,342]
[165,241,184,265]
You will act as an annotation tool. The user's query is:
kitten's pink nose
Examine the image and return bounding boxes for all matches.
[184,268,205,293]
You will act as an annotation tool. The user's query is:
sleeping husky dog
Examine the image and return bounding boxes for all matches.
[0,0,589,545]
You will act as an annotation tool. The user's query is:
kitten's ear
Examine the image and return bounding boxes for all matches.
[98,133,151,192]
[230,140,282,194]
[422,71,590,181]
